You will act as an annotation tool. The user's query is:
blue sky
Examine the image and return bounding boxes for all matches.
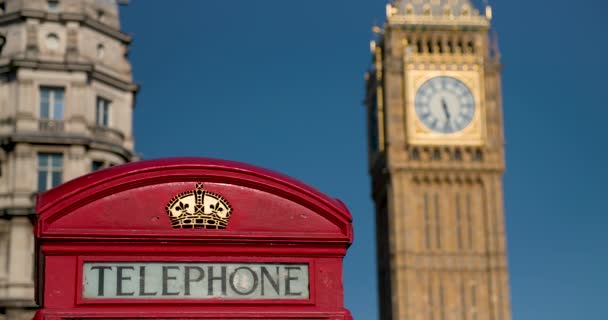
[121,0,608,319]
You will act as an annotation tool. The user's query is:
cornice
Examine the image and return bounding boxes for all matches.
[0,9,132,44]
[0,58,139,93]
[388,164,505,175]
[388,15,490,30]
[0,133,135,161]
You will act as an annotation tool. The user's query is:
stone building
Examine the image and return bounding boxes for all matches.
[366,1,511,319]
[0,0,137,318]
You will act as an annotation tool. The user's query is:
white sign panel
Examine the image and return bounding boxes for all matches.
[83,262,309,299]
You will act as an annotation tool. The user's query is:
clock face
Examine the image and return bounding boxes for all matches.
[414,76,476,134]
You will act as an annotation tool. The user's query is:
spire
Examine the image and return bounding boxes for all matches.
[386,0,490,28]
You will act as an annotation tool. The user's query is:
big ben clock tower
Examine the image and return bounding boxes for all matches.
[365,1,511,320]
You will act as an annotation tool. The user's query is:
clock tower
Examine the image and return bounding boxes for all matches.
[365,1,511,320]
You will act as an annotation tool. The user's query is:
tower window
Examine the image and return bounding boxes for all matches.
[437,40,443,54]
[96,96,111,127]
[447,40,455,54]
[432,149,441,160]
[466,41,475,54]
[410,148,420,160]
[37,153,63,192]
[473,149,483,162]
[453,149,463,161]
[40,87,64,120]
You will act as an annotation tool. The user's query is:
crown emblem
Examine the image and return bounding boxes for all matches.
[165,183,232,229]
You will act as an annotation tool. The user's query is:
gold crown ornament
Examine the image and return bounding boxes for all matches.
[165,183,232,229]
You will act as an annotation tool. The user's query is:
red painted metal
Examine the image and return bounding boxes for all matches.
[34,158,353,320]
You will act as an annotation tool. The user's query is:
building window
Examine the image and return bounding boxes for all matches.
[0,35,5,55]
[96,97,110,127]
[40,87,64,120]
[97,10,105,21]
[47,0,60,11]
[91,160,105,172]
[96,43,105,59]
[45,33,60,50]
[37,153,63,192]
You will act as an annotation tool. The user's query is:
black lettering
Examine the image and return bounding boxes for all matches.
[184,266,204,296]
[260,266,280,296]
[285,266,302,296]
[139,266,158,296]
[207,266,227,296]
[229,267,258,296]
[116,266,135,296]
[91,266,112,296]
[162,266,180,296]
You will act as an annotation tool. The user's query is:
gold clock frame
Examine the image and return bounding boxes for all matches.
[405,66,486,146]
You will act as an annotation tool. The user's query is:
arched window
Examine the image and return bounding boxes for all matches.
[96,43,105,59]
[46,33,60,50]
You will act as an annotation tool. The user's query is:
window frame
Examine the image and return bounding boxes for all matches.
[37,152,63,192]
[47,0,60,11]
[39,86,65,121]
[95,96,111,127]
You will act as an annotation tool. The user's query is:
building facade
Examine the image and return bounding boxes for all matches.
[365,1,511,319]
[0,0,137,318]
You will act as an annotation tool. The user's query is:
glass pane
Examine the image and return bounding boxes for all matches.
[52,88,64,119]
[95,100,102,125]
[38,154,48,168]
[53,101,64,119]
[96,98,110,126]
[38,172,47,192]
[51,154,63,168]
[48,0,59,10]
[40,88,50,102]
[51,172,62,188]
[91,161,104,172]
[54,88,64,101]
[40,95,50,119]
[103,105,109,126]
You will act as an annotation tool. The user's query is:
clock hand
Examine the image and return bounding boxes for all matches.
[441,98,451,121]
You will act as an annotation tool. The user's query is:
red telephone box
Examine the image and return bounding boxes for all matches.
[34,158,353,320]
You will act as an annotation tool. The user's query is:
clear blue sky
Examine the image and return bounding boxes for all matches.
[121,1,608,319]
